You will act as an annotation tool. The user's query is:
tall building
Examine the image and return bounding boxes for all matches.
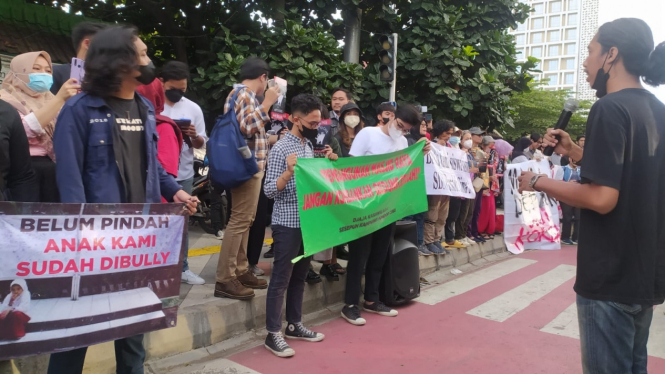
[510,0,599,100]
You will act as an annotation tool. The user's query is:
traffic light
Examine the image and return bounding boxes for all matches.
[378,34,396,82]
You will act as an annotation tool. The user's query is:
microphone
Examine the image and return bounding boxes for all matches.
[543,99,579,157]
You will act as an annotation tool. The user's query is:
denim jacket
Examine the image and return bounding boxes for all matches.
[53,92,182,204]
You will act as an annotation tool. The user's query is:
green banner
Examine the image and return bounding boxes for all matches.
[294,142,428,261]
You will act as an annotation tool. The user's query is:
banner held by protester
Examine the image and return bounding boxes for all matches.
[295,142,428,260]
[0,202,187,360]
[503,159,561,254]
[424,143,475,199]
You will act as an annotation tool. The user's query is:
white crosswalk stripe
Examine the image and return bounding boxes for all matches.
[540,302,579,339]
[466,264,577,322]
[417,258,538,305]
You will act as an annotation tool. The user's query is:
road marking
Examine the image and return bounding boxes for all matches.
[648,306,665,359]
[417,258,538,305]
[467,264,577,322]
[541,302,579,339]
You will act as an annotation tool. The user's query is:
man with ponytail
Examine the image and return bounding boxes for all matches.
[518,18,665,373]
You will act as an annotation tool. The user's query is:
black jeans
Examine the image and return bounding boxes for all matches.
[445,197,462,242]
[266,225,310,333]
[47,334,145,374]
[344,223,395,305]
[32,156,60,202]
[247,174,269,266]
[210,186,227,233]
[470,191,483,237]
[561,202,581,241]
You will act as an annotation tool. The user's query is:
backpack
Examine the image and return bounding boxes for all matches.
[208,88,259,190]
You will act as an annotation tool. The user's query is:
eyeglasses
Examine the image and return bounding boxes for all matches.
[395,119,410,135]
[296,118,320,129]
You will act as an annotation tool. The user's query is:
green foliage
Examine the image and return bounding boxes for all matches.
[505,82,593,141]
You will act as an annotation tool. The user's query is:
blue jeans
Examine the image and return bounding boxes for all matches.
[403,212,425,245]
[177,177,194,272]
[265,225,310,333]
[577,294,654,374]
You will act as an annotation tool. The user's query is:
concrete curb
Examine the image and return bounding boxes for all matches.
[9,237,508,374]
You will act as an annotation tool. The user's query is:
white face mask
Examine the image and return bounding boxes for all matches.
[344,115,360,128]
[388,121,404,140]
[462,139,473,149]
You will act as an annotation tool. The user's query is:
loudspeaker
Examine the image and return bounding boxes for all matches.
[379,220,421,306]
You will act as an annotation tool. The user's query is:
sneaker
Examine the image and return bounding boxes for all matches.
[561,239,575,246]
[418,245,433,256]
[341,305,366,326]
[237,271,268,289]
[306,269,322,284]
[214,279,255,300]
[427,243,443,254]
[214,230,224,240]
[264,247,275,258]
[319,264,340,282]
[571,240,578,245]
[285,322,325,342]
[434,241,450,254]
[264,332,295,358]
[181,270,205,285]
[250,264,265,276]
[363,301,398,317]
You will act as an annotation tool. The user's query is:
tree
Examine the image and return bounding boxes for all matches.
[505,82,593,141]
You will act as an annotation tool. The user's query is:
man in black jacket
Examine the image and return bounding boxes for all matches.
[0,99,38,202]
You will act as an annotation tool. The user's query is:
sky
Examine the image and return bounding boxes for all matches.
[599,0,665,101]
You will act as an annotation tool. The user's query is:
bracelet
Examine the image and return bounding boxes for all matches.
[529,174,546,191]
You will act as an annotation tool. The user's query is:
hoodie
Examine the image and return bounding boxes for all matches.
[1,279,31,315]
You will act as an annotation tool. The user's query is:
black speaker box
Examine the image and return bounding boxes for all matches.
[379,220,421,306]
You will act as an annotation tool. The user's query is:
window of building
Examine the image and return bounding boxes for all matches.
[532,17,544,29]
[566,43,577,55]
[564,72,575,85]
[546,74,559,86]
[550,1,562,12]
[532,32,543,44]
[564,58,575,69]
[549,30,561,42]
[535,62,542,71]
[566,28,578,41]
[516,34,526,45]
[550,15,561,27]
[531,46,543,58]
[568,0,579,11]
[547,60,559,71]
[516,48,525,58]
[568,13,578,26]
[533,3,544,14]
[517,22,527,31]
[549,45,560,57]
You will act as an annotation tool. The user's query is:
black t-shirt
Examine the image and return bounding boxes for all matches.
[50,64,71,95]
[105,96,147,203]
[0,100,38,202]
[574,88,665,305]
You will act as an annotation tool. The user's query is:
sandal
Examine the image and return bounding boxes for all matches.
[332,263,346,275]
[319,264,340,282]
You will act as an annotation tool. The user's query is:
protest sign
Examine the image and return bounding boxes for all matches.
[0,202,186,360]
[503,159,561,254]
[424,143,475,199]
[295,142,428,259]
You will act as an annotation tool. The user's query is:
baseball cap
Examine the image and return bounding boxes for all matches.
[469,127,484,135]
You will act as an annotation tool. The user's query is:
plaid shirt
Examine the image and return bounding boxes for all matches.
[224,84,270,171]
[264,132,314,228]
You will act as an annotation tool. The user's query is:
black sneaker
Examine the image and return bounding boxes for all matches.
[285,322,325,342]
[264,246,274,258]
[264,332,295,358]
[341,305,366,326]
[306,269,322,284]
[363,301,398,317]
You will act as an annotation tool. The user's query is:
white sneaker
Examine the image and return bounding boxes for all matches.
[181,270,205,285]
[215,230,224,240]
[250,265,265,276]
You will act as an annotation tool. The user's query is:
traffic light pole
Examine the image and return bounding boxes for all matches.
[389,33,398,102]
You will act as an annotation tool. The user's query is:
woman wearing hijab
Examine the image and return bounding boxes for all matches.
[511,137,535,164]
[0,279,31,340]
[334,102,364,158]
[0,52,79,202]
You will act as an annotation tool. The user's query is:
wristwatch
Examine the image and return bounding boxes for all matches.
[529,174,545,191]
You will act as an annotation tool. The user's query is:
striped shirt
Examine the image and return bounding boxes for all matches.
[264,132,314,228]
[224,84,270,171]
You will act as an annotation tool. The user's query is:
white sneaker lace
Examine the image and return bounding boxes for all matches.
[294,322,314,336]
[272,332,290,350]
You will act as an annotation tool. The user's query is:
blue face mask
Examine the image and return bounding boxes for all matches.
[449,136,461,146]
[25,73,53,93]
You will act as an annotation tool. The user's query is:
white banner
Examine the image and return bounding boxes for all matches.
[424,143,475,198]
[503,159,561,254]
[0,214,184,280]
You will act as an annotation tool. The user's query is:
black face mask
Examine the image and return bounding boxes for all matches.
[299,120,318,141]
[381,117,391,125]
[592,54,614,99]
[165,89,184,103]
[136,61,156,85]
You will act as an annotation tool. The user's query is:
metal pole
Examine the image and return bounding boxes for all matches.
[343,8,362,63]
[389,33,398,102]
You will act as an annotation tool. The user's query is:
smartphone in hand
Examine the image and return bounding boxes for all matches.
[70,58,85,83]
